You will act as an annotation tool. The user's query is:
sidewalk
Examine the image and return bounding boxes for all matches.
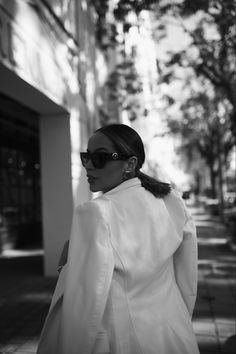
[0,204,235,354]
[0,250,57,354]
[190,204,236,354]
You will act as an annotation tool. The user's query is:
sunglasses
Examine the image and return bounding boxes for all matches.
[80,151,129,169]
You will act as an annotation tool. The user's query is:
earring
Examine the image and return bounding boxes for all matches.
[123,170,131,181]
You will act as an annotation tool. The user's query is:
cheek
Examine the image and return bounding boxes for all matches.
[92,163,125,192]
[105,165,122,178]
[101,163,124,182]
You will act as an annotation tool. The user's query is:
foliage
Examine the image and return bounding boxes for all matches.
[92,0,117,50]
[166,84,234,197]
[158,0,236,138]
[92,0,235,195]
[152,0,236,198]
[92,0,158,48]
[92,0,235,129]
[168,89,234,158]
[105,56,143,120]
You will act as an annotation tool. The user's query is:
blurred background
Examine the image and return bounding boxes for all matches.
[0,0,235,276]
[0,0,235,352]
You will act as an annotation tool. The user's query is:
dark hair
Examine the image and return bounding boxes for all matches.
[95,124,171,198]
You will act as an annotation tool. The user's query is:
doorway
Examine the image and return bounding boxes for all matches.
[0,94,42,252]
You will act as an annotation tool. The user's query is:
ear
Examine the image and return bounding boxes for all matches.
[125,156,138,173]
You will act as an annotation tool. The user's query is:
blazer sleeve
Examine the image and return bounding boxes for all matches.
[173,204,198,318]
[59,199,115,354]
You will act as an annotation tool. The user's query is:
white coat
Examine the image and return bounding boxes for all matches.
[37,178,200,354]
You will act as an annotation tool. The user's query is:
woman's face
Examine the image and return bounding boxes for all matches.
[84,132,127,193]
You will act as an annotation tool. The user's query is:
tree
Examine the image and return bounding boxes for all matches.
[152,0,235,208]
[166,83,233,212]
[92,0,235,132]
[105,55,143,121]
[92,0,236,204]
[155,0,236,139]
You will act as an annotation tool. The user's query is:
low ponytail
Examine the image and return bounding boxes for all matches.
[137,171,171,198]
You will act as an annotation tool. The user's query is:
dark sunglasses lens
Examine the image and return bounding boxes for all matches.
[80,152,107,168]
[80,153,89,167]
[91,153,107,168]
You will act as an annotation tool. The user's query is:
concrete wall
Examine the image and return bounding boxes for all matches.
[0,0,110,275]
[40,113,73,275]
[0,0,87,276]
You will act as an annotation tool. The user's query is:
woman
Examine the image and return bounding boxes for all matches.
[37,124,200,354]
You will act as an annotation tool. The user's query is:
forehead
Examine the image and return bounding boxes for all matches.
[87,132,116,152]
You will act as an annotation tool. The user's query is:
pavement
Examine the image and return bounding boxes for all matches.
[0,203,235,354]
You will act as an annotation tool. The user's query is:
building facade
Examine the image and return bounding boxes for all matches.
[0,0,109,275]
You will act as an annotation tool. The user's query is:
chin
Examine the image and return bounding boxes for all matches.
[89,184,101,193]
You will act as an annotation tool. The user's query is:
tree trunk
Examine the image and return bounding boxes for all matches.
[209,163,217,198]
[217,145,226,222]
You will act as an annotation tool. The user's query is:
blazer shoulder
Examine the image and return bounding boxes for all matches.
[164,189,188,222]
[165,189,185,208]
[76,197,110,220]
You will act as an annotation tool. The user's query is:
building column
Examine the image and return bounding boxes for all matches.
[40,113,73,276]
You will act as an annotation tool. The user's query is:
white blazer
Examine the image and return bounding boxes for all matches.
[37,178,199,354]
